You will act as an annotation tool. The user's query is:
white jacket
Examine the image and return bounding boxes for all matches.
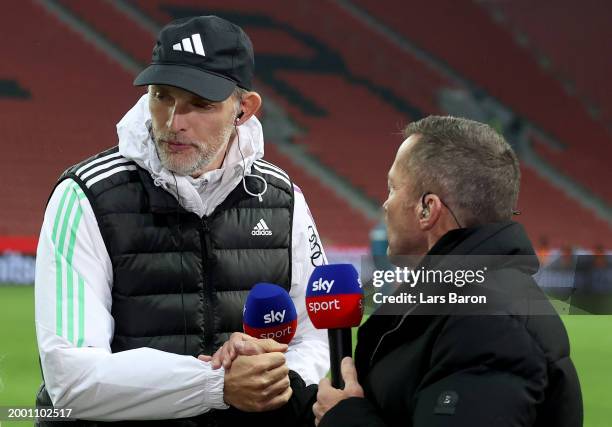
[35,94,329,420]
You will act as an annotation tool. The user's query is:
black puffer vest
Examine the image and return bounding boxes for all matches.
[36,146,295,426]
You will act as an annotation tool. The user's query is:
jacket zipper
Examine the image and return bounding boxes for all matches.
[370,303,421,367]
[201,218,215,355]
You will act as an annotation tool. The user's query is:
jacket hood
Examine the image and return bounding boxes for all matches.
[116,93,265,217]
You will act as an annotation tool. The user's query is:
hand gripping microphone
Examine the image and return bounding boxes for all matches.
[306,264,363,388]
[243,283,297,345]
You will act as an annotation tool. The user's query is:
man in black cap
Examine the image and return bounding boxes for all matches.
[34,16,328,425]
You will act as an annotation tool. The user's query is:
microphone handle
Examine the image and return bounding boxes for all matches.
[328,328,352,388]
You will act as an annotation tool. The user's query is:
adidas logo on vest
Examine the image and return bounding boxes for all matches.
[252,218,272,236]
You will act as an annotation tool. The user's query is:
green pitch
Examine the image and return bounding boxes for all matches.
[1,285,610,426]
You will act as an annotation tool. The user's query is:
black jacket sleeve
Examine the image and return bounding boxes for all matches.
[320,397,387,427]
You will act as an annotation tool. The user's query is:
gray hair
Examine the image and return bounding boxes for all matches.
[402,115,520,227]
[232,86,248,101]
[232,86,248,117]
[230,86,249,107]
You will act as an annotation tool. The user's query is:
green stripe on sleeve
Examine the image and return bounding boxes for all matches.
[51,185,71,242]
[75,186,86,200]
[52,181,88,340]
[65,206,83,344]
[52,184,73,337]
[74,185,87,346]
[57,191,77,257]
[77,276,85,348]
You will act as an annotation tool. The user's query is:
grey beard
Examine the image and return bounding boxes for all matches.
[151,125,233,177]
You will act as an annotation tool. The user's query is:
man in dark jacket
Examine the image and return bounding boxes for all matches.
[313,116,583,426]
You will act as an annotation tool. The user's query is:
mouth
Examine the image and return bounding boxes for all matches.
[164,140,192,152]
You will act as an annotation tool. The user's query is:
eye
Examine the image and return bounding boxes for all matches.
[193,102,214,110]
[152,91,167,101]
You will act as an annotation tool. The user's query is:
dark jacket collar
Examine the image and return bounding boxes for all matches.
[357,221,539,375]
[422,221,539,274]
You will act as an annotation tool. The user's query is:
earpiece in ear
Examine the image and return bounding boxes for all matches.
[420,192,431,219]
[235,111,244,123]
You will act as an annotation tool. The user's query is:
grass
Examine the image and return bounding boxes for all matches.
[562,316,612,427]
[0,285,610,426]
[0,285,39,426]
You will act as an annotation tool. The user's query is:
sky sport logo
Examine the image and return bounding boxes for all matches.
[252,218,272,236]
[311,277,334,293]
[263,309,286,324]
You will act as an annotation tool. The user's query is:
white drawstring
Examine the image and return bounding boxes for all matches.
[242,174,267,202]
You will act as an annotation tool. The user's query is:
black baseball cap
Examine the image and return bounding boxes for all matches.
[134,15,254,102]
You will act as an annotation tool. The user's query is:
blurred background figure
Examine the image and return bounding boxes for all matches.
[591,244,610,270]
[536,235,552,266]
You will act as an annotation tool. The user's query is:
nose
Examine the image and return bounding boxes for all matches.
[167,103,187,132]
[382,199,389,212]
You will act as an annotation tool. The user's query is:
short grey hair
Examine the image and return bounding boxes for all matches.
[402,115,520,227]
[232,87,248,116]
[230,86,249,102]
[232,86,248,100]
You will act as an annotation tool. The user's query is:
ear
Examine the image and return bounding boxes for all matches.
[418,194,442,231]
[234,91,262,125]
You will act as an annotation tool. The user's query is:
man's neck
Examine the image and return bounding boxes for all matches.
[426,223,458,251]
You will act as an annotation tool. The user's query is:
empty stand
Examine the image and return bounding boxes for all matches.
[263,143,376,246]
[0,0,609,250]
[518,166,612,248]
[0,1,141,236]
[56,0,154,64]
[353,0,612,203]
[490,0,612,124]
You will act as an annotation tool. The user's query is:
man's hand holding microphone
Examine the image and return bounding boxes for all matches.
[198,283,297,412]
[199,265,365,423]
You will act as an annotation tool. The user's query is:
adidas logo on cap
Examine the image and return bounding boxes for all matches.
[252,218,272,236]
[172,33,206,57]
